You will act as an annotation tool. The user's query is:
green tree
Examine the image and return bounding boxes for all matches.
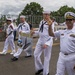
[51,5,75,23]
[51,5,75,16]
[20,2,43,15]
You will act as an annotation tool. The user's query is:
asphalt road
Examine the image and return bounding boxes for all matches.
[0,39,67,75]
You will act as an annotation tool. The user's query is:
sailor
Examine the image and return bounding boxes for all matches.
[33,11,54,75]
[0,18,16,55]
[11,15,32,61]
[48,12,75,75]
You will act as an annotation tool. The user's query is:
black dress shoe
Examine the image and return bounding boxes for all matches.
[35,69,43,75]
[25,55,32,58]
[11,57,18,61]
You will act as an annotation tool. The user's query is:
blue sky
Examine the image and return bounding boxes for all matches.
[0,0,75,15]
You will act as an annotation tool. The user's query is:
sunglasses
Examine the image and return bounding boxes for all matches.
[66,19,73,21]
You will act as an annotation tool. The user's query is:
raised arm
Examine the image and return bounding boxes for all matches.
[48,25,55,37]
[46,17,55,37]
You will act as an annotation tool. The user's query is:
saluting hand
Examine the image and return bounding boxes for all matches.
[46,16,52,26]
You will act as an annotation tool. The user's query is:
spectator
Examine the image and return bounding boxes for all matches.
[13,19,17,41]
[28,21,33,30]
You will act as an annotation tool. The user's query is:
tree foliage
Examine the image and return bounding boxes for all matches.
[20,2,43,15]
[51,5,75,16]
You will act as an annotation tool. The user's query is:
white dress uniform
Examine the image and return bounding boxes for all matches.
[54,29,75,75]
[13,21,32,58]
[2,23,15,54]
[34,20,54,75]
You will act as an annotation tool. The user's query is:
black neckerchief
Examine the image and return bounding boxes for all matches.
[7,25,13,36]
[18,23,25,30]
[39,21,47,32]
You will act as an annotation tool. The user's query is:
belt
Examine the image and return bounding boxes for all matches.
[62,52,75,55]
[64,53,69,55]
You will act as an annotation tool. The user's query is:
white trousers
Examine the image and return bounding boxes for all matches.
[55,52,75,75]
[14,47,22,58]
[34,40,53,75]
[3,36,15,52]
[14,37,33,58]
[24,38,33,56]
[66,53,75,75]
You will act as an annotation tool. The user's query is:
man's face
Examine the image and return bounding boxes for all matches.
[43,13,50,20]
[6,20,11,25]
[65,19,73,29]
[20,18,25,23]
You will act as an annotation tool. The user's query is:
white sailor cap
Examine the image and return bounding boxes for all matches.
[65,12,75,19]
[43,11,51,14]
[20,15,26,18]
[6,18,12,21]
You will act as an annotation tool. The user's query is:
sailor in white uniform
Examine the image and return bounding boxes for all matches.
[33,11,54,75]
[48,12,75,75]
[0,18,16,55]
[11,15,32,61]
